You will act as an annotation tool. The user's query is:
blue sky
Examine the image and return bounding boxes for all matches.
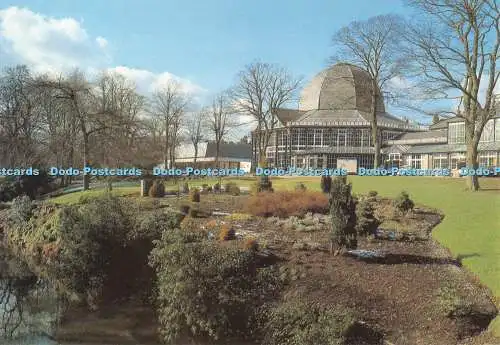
[0,0,448,127]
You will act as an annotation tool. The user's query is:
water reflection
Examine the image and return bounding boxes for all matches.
[0,248,62,344]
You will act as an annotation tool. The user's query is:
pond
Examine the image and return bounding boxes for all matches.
[0,247,62,345]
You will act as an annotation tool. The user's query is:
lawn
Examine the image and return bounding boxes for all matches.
[49,175,500,335]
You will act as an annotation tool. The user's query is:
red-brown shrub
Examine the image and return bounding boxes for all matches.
[243,237,259,251]
[218,224,236,241]
[244,191,329,218]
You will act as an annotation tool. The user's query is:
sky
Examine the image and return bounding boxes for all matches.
[0,0,496,133]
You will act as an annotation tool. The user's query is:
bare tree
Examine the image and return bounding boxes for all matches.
[38,69,126,190]
[331,14,407,168]
[0,65,43,166]
[404,0,499,191]
[206,92,237,166]
[186,111,205,163]
[232,62,301,167]
[150,80,190,169]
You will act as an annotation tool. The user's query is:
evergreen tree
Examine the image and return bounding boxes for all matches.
[329,176,357,255]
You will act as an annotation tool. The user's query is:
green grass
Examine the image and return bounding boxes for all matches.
[49,186,141,205]
[48,175,500,335]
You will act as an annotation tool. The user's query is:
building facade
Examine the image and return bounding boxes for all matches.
[251,63,500,173]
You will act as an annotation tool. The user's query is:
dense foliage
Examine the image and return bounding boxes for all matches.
[355,199,380,236]
[149,229,282,344]
[5,193,181,308]
[0,172,54,202]
[320,175,332,193]
[394,191,415,214]
[329,176,357,253]
[262,300,356,345]
[148,180,166,198]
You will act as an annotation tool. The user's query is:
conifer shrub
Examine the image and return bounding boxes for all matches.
[148,180,166,198]
[368,190,378,198]
[9,195,34,225]
[355,199,380,236]
[329,176,357,254]
[320,175,332,193]
[394,191,414,214]
[213,183,221,193]
[190,188,201,202]
[182,183,189,193]
[179,204,190,215]
[295,183,307,191]
[148,229,282,343]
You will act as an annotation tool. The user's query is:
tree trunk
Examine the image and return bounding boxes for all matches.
[464,120,480,191]
[82,133,90,191]
[371,80,380,168]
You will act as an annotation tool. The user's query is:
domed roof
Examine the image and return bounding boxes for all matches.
[299,63,385,113]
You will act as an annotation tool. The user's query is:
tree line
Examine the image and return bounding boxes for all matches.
[0,0,498,191]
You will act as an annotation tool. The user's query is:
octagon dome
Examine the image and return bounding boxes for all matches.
[299,63,385,113]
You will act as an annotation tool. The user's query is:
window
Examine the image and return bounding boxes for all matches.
[337,129,347,147]
[314,129,323,146]
[388,153,401,167]
[480,119,494,142]
[479,151,496,168]
[296,157,304,168]
[408,154,422,169]
[496,119,500,141]
[432,153,449,169]
[323,129,333,146]
[448,122,465,144]
[450,153,466,169]
[306,130,314,146]
[361,129,371,147]
[327,155,335,168]
[317,157,324,168]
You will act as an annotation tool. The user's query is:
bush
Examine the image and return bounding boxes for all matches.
[244,238,259,251]
[182,183,189,193]
[224,182,239,195]
[295,183,307,192]
[355,200,380,237]
[9,195,34,225]
[190,188,201,202]
[189,208,199,218]
[244,191,329,218]
[394,191,414,214]
[320,175,332,193]
[148,180,166,198]
[148,230,282,343]
[262,301,356,345]
[179,204,190,215]
[213,183,221,192]
[218,224,236,241]
[367,190,378,198]
[0,171,54,202]
[329,176,357,254]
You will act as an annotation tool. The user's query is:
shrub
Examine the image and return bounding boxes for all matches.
[229,185,241,196]
[262,300,356,345]
[202,183,209,190]
[367,190,378,198]
[9,195,34,225]
[329,176,357,254]
[295,183,307,192]
[190,188,201,202]
[207,185,213,192]
[224,182,237,194]
[394,191,414,214]
[320,175,332,193]
[179,204,190,215]
[213,183,221,192]
[244,237,259,251]
[244,191,329,218]
[218,224,236,241]
[355,200,380,237]
[189,208,199,218]
[148,230,282,343]
[148,180,166,198]
[182,183,189,193]
[0,171,54,202]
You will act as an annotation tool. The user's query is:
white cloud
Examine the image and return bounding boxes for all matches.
[95,36,108,48]
[108,66,206,96]
[0,6,204,96]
